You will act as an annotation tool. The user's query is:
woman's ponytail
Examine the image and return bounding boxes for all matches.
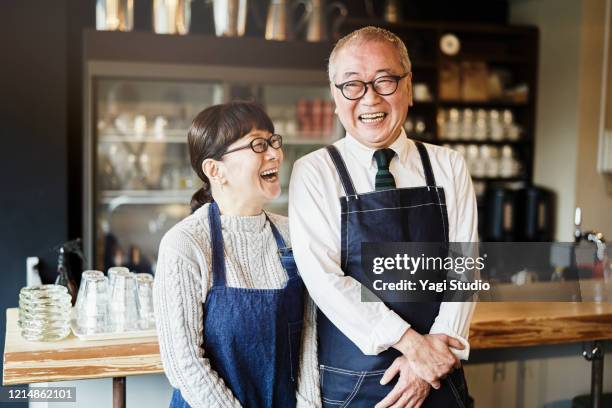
[190,180,213,214]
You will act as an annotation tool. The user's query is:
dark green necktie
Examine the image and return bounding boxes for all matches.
[374,148,396,191]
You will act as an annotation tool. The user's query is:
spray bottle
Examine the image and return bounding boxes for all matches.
[54,238,84,306]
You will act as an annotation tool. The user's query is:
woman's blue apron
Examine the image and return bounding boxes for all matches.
[170,201,305,408]
[318,141,469,407]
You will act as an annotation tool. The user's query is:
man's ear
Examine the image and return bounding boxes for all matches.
[407,74,413,107]
[329,83,339,115]
[202,158,226,185]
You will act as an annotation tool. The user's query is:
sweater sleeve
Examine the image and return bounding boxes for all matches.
[153,232,242,408]
[296,296,321,408]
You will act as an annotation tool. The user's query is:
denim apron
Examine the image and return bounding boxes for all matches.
[170,201,305,408]
[318,142,469,407]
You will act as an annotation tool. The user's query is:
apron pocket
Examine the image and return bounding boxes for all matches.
[288,320,303,383]
[320,365,365,407]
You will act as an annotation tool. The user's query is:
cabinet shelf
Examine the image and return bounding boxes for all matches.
[472,176,527,182]
[99,133,187,143]
[101,190,192,210]
[440,140,530,146]
[284,138,337,146]
[441,55,532,66]
[437,100,529,108]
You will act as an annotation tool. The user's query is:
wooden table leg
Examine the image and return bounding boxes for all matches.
[113,376,126,408]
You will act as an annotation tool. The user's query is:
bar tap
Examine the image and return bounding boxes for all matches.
[574,207,606,408]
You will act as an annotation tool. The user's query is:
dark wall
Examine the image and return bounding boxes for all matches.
[0,1,71,400]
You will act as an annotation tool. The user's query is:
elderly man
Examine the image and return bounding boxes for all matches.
[289,26,477,408]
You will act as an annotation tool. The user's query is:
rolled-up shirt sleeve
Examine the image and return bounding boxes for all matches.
[429,152,478,360]
[289,158,409,356]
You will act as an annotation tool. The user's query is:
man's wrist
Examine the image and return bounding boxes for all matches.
[392,327,422,356]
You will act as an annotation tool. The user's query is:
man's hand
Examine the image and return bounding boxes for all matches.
[392,329,463,389]
[374,356,431,408]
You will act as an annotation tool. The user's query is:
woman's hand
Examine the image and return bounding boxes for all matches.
[393,329,463,389]
[375,356,431,408]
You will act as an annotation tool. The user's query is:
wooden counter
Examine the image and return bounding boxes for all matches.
[4,302,612,385]
[3,308,162,385]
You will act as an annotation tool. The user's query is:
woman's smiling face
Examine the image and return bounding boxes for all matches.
[219,129,284,208]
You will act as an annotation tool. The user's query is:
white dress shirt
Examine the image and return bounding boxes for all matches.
[288,130,478,360]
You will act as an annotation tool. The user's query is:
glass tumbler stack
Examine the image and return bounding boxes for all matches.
[108,269,140,332]
[18,285,72,341]
[75,270,110,334]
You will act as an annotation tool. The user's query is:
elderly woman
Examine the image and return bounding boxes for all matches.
[153,101,320,408]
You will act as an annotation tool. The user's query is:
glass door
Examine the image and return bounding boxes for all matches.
[93,78,224,272]
[261,83,342,214]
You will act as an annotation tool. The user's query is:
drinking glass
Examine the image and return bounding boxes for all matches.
[108,266,130,288]
[75,274,110,334]
[108,269,139,332]
[135,273,155,330]
[75,270,104,311]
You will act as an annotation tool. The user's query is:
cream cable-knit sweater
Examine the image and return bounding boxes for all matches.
[153,203,321,408]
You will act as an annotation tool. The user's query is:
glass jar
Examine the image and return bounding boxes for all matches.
[18,285,72,341]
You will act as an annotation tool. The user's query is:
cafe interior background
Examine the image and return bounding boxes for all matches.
[2,0,612,407]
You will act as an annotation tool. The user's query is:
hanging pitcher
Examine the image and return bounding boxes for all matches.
[212,0,249,37]
[96,0,134,31]
[265,0,313,41]
[365,0,402,23]
[153,0,193,35]
[305,0,347,42]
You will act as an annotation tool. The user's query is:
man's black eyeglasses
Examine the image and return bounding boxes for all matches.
[334,73,410,100]
[223,134,283,155]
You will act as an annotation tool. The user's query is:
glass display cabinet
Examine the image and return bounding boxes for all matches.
[83,34,339,273]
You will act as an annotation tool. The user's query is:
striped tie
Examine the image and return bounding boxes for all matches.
[374,148,396,191]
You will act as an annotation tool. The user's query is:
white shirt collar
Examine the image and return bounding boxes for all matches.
[344,128,413,170]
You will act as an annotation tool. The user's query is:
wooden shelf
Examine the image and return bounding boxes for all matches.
[441,140,530,146]
[441,55,533,65]
[472,176,528,182]
[84,30,334,71]
[437,100,529,108]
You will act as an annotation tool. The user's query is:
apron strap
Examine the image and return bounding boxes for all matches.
[414,141,437,187]
[208,201,227,288]
[266,217,299,280]
[326,145,358,198]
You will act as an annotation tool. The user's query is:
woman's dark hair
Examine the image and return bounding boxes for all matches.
[188,101,274,213]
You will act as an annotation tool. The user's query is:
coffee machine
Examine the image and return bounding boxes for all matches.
[481,185,554,242]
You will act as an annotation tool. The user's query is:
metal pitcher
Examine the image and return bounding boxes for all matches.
[265,0,313,41]
[96,0,134,31]
[153,0,193,35]
[305,0,347,42]
[212,0,248,37]
[365,0,402,23]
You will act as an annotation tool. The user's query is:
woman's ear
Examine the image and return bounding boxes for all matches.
[202,158,226,185]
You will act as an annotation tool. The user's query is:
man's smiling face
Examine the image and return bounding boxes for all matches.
[330,40,412,149]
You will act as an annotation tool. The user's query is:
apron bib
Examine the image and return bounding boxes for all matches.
[318,141,469,408]
[170,202,305,408]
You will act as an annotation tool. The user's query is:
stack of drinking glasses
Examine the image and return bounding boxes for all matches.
[75,270,110,334]
[18,285,72,341]
[135,273,155,330]
[74,267,155,336]
[108,268,140,332]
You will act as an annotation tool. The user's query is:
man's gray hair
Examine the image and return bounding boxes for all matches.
[328,26,412,83]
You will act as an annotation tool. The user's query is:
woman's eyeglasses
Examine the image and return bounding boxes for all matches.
[223,134,283,155]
